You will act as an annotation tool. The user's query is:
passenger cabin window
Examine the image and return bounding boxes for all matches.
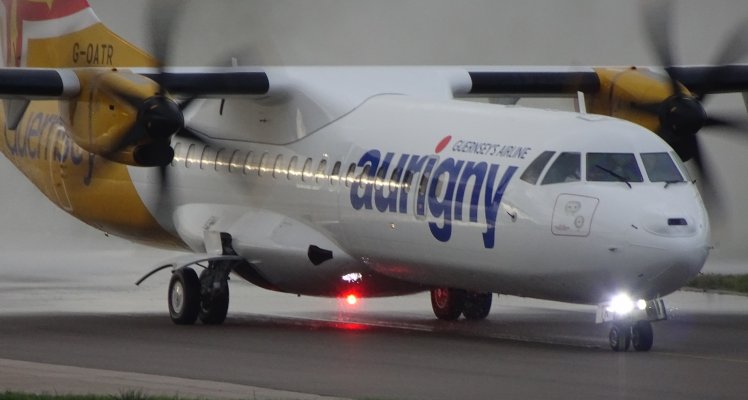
[287,156,298,180]
[375,165,387,189]
[402,170,414,193]
[520,150,555,184]
[345,163,356,187]
[273,155,285,178]
[257,152,269,176]
[389,167,403,191]
[330,161,342,185]
[200,147,217,170]
[215,149,230,172]
[587,153,643,183]
[302,158,314,182]
[358,165,371,186]
[229,150,242,173]
[185,144,197,168]
[315,159,328,183]
[243,152,255,175]
[641,152,684,183]
[542,152,581,185]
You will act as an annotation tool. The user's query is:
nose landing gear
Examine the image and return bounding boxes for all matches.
[598,297,665,352]
[609,320,654,352]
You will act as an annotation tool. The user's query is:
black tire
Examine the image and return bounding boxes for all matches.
[463,292,492,320]
[631,320,654,352]
[198,269,230,325]
[609,323,631,352]
[430,288,466,321]
[168,268,200,325]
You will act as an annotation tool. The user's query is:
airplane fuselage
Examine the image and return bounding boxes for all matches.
[123,94,710,304]
[0,93,709,305]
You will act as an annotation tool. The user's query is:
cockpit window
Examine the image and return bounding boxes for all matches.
[520,150,555,184]
[641,152,684,183]
[586,153,643,183]
[671,151,691,181]
[542,152,581,185]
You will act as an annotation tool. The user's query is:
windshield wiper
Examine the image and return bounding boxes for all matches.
[595,165,632,188]
[664,180,685,188]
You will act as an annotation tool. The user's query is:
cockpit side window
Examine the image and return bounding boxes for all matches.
[520,150,555,184]
[541,152,581,185]
[671,151,692,182]
[641,152,684,183]
[587,153,643,183]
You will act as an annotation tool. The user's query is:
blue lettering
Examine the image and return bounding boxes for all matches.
[482,165,517,249]
[399,154,427,214]
[427,158,464,242]
[455,161,487,222]
[374,152,404,213]
[349,148,517,249]
[350,150,380,210]
[416,157,437,218]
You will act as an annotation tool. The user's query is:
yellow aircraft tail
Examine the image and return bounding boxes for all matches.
[1,0,156,68]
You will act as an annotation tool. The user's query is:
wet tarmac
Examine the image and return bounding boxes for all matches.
[1,253,748,399]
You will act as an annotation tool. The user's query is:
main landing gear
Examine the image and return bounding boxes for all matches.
[430,287,493,321]
[168,260,232,325]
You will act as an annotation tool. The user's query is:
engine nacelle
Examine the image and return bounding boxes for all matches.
[64,69,181,167]
[587,67,670,133]
[587,67,707,161]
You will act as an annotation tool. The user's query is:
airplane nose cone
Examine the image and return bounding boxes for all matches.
[627,196,710,298]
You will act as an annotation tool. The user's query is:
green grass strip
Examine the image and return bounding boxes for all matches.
[0,391,193,400]
[687,273,748,294]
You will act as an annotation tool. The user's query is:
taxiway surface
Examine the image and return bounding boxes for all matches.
[1,270,747,400]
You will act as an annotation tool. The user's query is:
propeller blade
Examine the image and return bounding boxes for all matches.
[711,18,748,67]
[148,0,187,89]
[687,134,726,227]
[703,114,748,131]
[640,0,684,97]
[694,19,748,102]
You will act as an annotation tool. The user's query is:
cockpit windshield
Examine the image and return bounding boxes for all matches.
[541,152,580,184]
[587,153,643,183]
[529,150,687,186]
[641,152,684,183]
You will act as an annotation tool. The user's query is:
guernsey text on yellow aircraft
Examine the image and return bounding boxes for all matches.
[2,0,748,352]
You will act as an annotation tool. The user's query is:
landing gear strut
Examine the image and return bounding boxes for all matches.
[430,288,493,321]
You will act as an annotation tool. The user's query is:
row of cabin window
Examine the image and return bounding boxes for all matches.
[172,143,432,194]
[174,143,344,184]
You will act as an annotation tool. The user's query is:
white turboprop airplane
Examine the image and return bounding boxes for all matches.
[1,0,746,352]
